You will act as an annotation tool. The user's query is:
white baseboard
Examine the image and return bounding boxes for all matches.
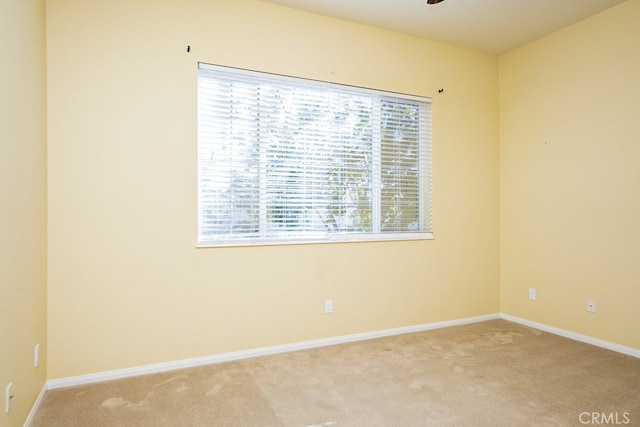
[500,313,640,358]
[46,313,499,390]
[45,312,639,392]
[23,383,47,427]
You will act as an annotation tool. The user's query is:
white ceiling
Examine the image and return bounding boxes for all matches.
[261,0,627,54]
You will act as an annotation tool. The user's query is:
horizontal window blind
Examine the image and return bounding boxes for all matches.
[198,63,432,246]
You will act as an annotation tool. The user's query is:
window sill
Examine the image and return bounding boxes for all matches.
[197,232,433,248]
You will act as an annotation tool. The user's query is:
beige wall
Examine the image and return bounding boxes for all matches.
[500,0,640,348]
[46,0,499,379]
[0,0,48,425]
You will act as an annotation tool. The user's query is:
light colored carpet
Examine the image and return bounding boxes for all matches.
[31,320,640,426]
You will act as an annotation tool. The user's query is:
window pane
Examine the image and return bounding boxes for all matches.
[380,100,420,232]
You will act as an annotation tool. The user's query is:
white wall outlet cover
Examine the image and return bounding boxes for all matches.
[324,299,333,314]
[5,383,13,414]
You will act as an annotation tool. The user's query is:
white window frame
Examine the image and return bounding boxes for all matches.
[197,63,433,247]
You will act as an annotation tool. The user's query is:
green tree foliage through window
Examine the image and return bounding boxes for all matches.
[198,64,432,246]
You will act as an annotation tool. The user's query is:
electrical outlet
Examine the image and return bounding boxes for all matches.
[5,383,13,414]
[528,288,536,301]
[34,344,40,368]
[324,299,333,314]
[587,299,596,313]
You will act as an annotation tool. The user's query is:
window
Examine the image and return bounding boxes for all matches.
[197,63,432,247]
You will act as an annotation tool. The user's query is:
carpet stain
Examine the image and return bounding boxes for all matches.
[205,383,222,397]
[173,383,188,393]
[492,331,523,344]
[452,342,475,356]
[100,396,151,411]
[153,375,188,389]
